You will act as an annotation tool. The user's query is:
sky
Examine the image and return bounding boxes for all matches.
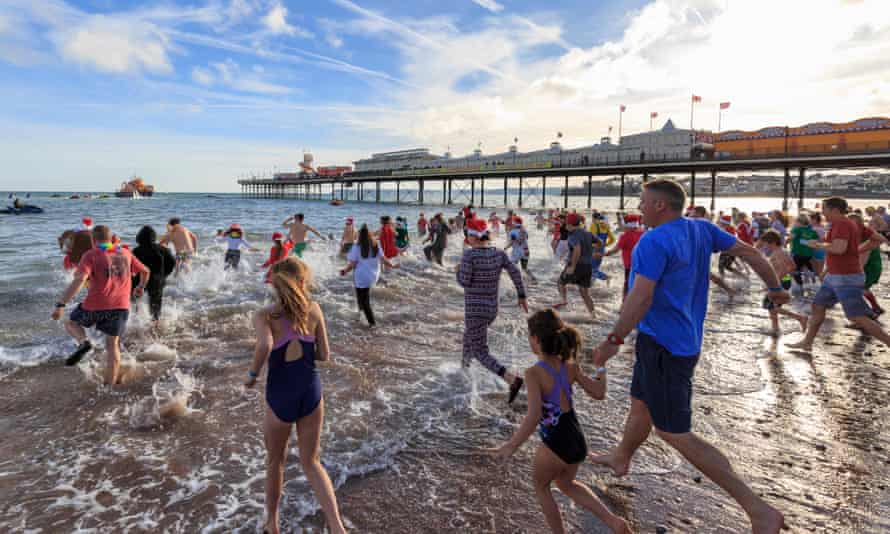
[1,0,889,192]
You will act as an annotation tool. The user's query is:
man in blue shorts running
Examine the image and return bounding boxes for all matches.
[591,179,788,534]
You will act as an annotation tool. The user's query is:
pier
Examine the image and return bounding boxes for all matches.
[239,151,890,211]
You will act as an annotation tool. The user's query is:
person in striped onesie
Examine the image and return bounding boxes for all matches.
[457,217,529,403]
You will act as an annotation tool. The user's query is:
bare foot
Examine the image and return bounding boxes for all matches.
[766,328,780,338]
[263,520,280,534]
[589,449,631,477]
[798,316,808,332]
[750,504,785,534]
[786,340,812,351]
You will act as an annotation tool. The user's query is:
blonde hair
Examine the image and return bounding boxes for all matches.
[270,257,313,334]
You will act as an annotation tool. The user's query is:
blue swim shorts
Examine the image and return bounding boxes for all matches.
[631,332,700,434]
[813,273,871,319]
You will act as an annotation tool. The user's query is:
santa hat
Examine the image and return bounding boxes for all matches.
[229,223,242,231]
[77,217,93,231]
[718,215,732,225]
[566,213,582,226]
[513,216,523,225]
[345,217,354,224]
[272,231,283,240]
[624,214,641,228]
[465,217,489,237]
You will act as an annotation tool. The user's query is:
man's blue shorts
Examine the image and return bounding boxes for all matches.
[631,332,699,434]
[813,273,871,319]
[70,305,129,337]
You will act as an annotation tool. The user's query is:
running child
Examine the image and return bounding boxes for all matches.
[245,258,346,534]
[340,224,398,327]
[757,229,808,336]
[395,216,411,253]
[218,224,255,270]
[457,218,528,402]
[488,212,502,235]
[417,212,428,237]
[850,213,887,316]
[505,216,536,283]
[491,309,631,534]
[717,215,747,279]
[261,232,294,283]
[604,214,644,297]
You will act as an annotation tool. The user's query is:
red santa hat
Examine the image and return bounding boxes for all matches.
[513,216,523,225]
[465,217,489,237]
[718,214,732,225]
[624,214,641,228]
[566,213,582,226]
[82,217,93,227]
[272,231,283,240]
[345,217,354,224]
[229,223,242,231]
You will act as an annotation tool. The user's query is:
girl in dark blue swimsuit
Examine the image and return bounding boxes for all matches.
[245,258,346,534]
[491,309,631,533]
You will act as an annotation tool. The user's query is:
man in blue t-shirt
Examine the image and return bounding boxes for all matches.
[590,179,789,533]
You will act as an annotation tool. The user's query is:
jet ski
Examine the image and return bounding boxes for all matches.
[1,205,45,214]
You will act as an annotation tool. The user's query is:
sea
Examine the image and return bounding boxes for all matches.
[0,192,888,533]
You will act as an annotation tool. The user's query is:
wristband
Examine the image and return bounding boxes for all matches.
[595,367,607,374]
[767,286,783,292]
[55,302,66,308]
[248,370,258,379]
[607,333,624,346]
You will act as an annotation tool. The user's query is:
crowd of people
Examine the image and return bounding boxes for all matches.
[48,181,890,533]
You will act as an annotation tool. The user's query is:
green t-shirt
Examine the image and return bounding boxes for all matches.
[790,226,818,257]
[396,226,410,248]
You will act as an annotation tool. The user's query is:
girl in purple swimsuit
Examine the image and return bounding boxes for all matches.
[244,258,346,534]
[491,309,631,533]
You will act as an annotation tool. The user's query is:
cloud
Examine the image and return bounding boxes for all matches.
[327,0,890,158]
[262,1,312,37]
[54,16,172,75]
[471,0,504,13]
[191,66,215,85]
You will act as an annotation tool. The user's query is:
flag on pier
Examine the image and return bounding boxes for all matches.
[692,94,702,103]
[720,101,731,110]
[620,104,626,112]
[608,126,613,134]
[650,111,658,118]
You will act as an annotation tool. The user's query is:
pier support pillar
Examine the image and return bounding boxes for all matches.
[643,172,649,183]
[480,177,485,207]
[419,180,424,205]
[564,175,569,209]
[376,181,381,203]
[396,181,400,204]
[587,175,592,209]
[710,170,717,213]
[518,177,524,208]
[798,168,806,210]
[340,182,344,200]
[783,168,790,212]
[619,173,625,211]
[690,171,696,206]
[443,179,447,205]
[542,176,547,207]
[471,177,475,205]
[448,179,452,205]
[503,177,508,207]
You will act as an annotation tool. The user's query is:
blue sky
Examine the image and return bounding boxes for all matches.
[1,0,889,192]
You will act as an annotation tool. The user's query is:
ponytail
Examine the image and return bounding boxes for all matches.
[527,309,581,362]
[270,257,312,334]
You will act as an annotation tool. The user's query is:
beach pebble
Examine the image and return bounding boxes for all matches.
[655,526,668,534]
[693,476,702,484]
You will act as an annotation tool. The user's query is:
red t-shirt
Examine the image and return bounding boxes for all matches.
[418,217,428,231]
[616,229,644,268]
[77,247,147,311]
[379,225,398,258]
[736,222,753,245]
[826,218,868,275]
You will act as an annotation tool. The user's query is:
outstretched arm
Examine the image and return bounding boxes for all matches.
[573,363,606,400]
[307,224,324,239]
[859,231,887,254]
[493,368,540,458]
[726,241,780,289]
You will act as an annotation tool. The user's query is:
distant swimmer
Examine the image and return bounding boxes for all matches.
[422,213,450,265]
[456,218,528,403]
[244,258,346,534]
[261,232,293,284]
[417,212,428,237]
[490,309,631,534]
[282,213,324,258]
[340,224,398,327]
[339,218,356,257]
[51,225,150,386]
[132,225,176,323]
[217,223,255,270]
[160,217,198,276]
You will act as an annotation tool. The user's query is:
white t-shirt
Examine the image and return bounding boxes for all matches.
[347,243,382,289]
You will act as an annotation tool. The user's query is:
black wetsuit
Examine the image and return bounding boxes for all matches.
[133,243,176,320]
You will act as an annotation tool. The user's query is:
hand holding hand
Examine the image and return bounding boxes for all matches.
[593,340,619,367]
[51,307,63,321]
[133,287,144,298]
[518,298,528,313]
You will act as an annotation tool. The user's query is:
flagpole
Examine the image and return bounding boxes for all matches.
[690,97,695,131]
[618,108,623,140]
[718,108,722,133]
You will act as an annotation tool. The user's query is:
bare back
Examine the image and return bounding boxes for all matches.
[166,226,195,254]
[288,222,309,244]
